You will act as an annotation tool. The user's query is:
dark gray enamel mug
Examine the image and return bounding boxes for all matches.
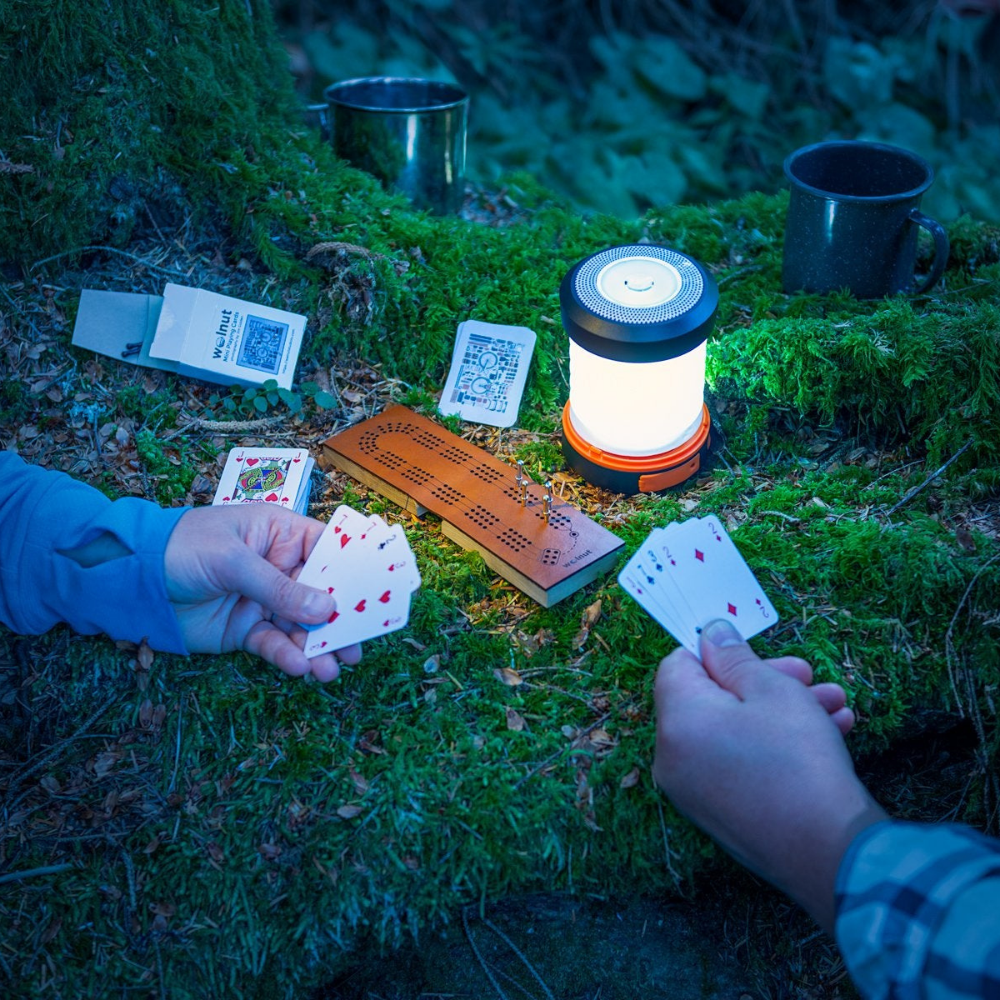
[782,140,949,298]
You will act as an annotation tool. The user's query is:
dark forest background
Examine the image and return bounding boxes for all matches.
[274,0,1000,221]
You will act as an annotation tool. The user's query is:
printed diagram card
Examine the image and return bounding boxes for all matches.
[296,505,421,656]
[618,516,779,657]
[212,448,314,516]
[438,319,537,428]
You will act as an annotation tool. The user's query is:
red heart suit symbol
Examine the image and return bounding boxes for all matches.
[265,493,279,502]
[354,600,366,613]
[327,610,340,624]
[340,535,351,549]
[379,591,391,603]
[246,458,259,466]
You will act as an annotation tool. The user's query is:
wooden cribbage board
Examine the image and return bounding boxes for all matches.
[320,405,625,607]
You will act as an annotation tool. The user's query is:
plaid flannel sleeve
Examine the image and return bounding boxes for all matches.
[835,820,1000,1000]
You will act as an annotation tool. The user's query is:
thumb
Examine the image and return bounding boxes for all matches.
[222,553,336,624]
[698,619,770,699]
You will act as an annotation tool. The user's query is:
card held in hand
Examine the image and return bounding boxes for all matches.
[296,505,421,658]
[618,516,778,656]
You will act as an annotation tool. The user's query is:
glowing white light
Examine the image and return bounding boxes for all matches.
[568,339,706,456]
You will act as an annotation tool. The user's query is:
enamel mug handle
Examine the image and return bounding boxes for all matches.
[910,209,949,294]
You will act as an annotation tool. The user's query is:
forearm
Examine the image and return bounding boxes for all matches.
[835,820,1000,1000]
[0,453,189,652]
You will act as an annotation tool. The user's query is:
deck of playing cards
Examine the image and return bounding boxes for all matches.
[618,516,779,656]
[212,448,315,515]
[296,505,421,657]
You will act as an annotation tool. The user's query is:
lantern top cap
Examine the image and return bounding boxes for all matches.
[578,246,703,324]
[561,244,718,363]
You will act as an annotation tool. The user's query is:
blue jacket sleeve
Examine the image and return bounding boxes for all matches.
[0,452,189,653]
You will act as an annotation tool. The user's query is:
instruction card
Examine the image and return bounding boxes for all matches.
[72,283,306,390]
[438,319,536,428]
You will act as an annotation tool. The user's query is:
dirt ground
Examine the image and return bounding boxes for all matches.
[320,893,755,1000]
[316,716,983,1000]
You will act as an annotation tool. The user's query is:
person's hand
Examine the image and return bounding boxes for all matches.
[652,619,887,932]
[163,505,362,681]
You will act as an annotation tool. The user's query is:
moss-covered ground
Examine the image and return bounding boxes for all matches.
[1,3,999,997]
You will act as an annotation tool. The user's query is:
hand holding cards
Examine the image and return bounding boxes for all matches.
[296,506,420,658]
[618,516,778,656]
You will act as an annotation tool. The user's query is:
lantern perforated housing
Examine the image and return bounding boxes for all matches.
[560,245,718,493]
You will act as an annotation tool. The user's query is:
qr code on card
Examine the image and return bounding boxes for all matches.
[237,315,289,375]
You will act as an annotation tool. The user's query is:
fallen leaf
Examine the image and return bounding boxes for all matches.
[137,641,154,672]
[505,707,526,731]
[348,765,369,795]
[588,727,616,747]
[493,667,523,686]
[142,833,162,855]
[619,767,641,789]
[955,526,977,553]
[92,751,121,778]
[258,842,282,861]
[337,804,363,819]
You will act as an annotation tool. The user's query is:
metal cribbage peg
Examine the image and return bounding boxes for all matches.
[543,480,553,524]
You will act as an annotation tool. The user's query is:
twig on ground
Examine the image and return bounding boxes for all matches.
[885,439,973,515]
[512,712,611,790]
[0,863,75,885]
[162,414,291,441]
[31,245,189,278]
[944,551,1000,826]
[4,690,118,803]
[462,906,509,1000]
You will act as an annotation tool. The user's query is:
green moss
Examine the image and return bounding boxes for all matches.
[135,427,197,501]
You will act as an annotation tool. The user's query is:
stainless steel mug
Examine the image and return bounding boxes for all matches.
[316,77,468,215]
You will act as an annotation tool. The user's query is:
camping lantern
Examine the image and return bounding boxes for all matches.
[560,245,718,493]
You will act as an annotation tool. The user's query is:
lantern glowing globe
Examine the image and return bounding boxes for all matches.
[560,245,718,493]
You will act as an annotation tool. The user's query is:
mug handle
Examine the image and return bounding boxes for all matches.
[910,209,949,294]
[306,102,330,142]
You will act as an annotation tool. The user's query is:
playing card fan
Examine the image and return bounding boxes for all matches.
[619,516,779,655]
[560,244,718,493]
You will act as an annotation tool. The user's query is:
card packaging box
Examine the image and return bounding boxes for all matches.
[72,283,306,390]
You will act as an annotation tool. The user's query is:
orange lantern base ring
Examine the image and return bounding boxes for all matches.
[561,401,712,494]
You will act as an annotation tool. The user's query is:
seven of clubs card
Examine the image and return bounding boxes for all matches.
[213,447,314,515]
[297,505,421,658]
[618,516,778,656]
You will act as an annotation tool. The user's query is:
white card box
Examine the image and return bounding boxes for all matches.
[72,283,306,390]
